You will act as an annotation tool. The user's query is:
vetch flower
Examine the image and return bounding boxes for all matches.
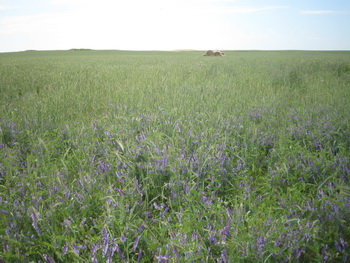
[138,224,145,232]
[80,218,87,227]
[107,244,118,263]
[155,254,170,263]
[115,244,125,260]
[137,248,143,263]
[72,244,79,255]
[62,244,68,256]
[102,228,109,257]
[43,254,55,263]
[30,210,41,235]
[132,236,140,252]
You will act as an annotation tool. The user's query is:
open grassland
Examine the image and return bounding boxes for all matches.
[0,50,350,262]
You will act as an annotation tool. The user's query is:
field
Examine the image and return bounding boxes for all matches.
[0,50,350,262]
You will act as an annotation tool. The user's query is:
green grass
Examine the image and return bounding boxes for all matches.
[0,50,350,262]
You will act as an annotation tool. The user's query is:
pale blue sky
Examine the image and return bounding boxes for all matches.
[0,0,349,52]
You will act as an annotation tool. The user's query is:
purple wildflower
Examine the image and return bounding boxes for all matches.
[137,249,143,263]
[115,188,126,195]
[120,233,126,242]
[132,236,141,252]
[3,243,9,253]
[72,244,79,255]
[91,243,100,255]
[295,246,305,258]
[90,155,95,165]
[155,254,170,263]
[154,202,161,209]
[192,231,199,241]
[138,224,145,232]
[116,171,124,183]
[221,224,230,238]
[91,256,98,263]
[218,248,228,263]
[256,235,265,255]
[30,211,41,235]
[208,231,218,244]
[102,228,109,240]
[62,244,68,256]
[91,243,100,263]
[226,208,233,219]
[99,161,110,173]
[107,244,118,263]
[64,190,70,200]
[115,244,125,260]
[43,254,55,263]
[102,228,109,257]
[80,218,87,227]
[102,239,109,257]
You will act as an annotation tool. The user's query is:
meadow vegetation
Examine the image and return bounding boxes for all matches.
[0,50,349,262]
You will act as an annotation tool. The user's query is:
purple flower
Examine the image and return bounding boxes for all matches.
[226,208,233,219]
[192,231,198,241]
[208,231,218,244]
[62,244,68,256]
[102,228,109,257]
[340,237,345,247]
[219,248,228,263]
[99,161,110,173]
[91,243,100,255]
[295,246,305,258]
[43,254,55,263]
[120,233,126,242]
[102,228,109,240]
[138,224,145,232]
[64,190,70,200]
[107,244,118,263]
[221,225,230,237]
[137,249,143,263]
[91,243,100,263]
[155,254,170,263]
[115,188,126,195]
[80,218,87,227]
[132,236,140,252]
[102,239,109,257]
[30,211,41,235]
[115,244,125,260]
[274,240,281,247]
[73,244,79,255]
[256,235,265,252]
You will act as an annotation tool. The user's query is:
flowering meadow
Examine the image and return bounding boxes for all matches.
[0,50,349,262]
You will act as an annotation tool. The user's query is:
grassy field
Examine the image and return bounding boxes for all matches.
[0,50,349,262]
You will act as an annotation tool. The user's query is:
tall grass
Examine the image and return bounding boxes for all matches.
[1,50,350,262]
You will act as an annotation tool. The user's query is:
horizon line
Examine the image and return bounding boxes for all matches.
[1,48,350,54]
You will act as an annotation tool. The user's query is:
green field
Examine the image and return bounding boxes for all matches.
[1,50,350,262]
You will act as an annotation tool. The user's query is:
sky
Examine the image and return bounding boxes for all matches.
[0,0,349,52]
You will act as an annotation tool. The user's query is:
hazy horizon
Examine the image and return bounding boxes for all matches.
[1,0,350,53]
